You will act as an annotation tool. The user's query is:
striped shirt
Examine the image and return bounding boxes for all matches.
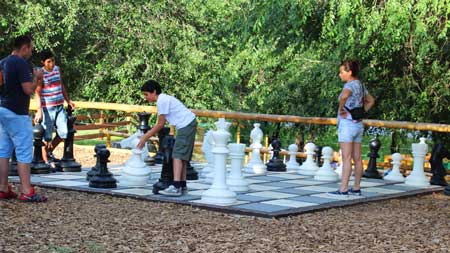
[41,65,65,108]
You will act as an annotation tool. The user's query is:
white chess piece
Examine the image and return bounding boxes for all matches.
[226,143,249,192]
[201,118,237,204]
[120,138,152,186]
[244,123,266,174]
[286,144,300,171]
[335,149,343,178]
[405,137,430,187]
[200,130,214,178]
[119,131,141,149]
[298,142,319,175]
[384,153,405,182]
[314,146,339,181]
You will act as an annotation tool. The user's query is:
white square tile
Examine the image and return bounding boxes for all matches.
[247,191,297,199]
[41,175,86,180]
[190,199,248,206]
[186,182,210,190]
[262,199,319,208]
[269,173,309,180]
[362,187,405,194]
[188,190,205,196]
[397,183,441,189]
[347,181,386,187]
[42,180,88,187]
[296,186,339,192]
[312,193,364,200]
[112,188,154,196]
[248,184,282,191]
[285,180,326,186]
[244,178,267,184]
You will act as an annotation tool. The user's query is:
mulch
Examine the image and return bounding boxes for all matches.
[1,145,449,253]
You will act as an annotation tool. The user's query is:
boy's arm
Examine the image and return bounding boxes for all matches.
[59,68,75,109]
[34,77,44,123]
[137,114,166,150]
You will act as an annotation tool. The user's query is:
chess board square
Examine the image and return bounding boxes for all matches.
[247,191,297,199]
[259,181,302,188]
[285,179,328,186]
[186,182,210,190]
[29,176,63,183]
[188,190,205,196]
[311,193,365,200]
[266,173,309,180]
[295,186,339,192]
[237,194,274,202]
[288,196,342,204]
[347,181,386,187]
[235,203,292,212]
[272,188,319,196]
[41,174,86,180]
[396,183,442,189]
[248,175,286,182]
[362,187,405,194]
[243,178,267,184]
[381,184,424,191]
[112,188,154,196]
[149,194,201,201]
[42,180,89,187]
[248,184,282,191]
[261,199,318,208]
[190,199,248,207]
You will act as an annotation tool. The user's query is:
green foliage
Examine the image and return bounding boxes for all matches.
[1,0,449,145]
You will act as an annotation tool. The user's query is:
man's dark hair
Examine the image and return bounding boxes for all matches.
[12,35,32,51]
[141,80,162,94]
[40,49,54,62]
[340,60,360,77]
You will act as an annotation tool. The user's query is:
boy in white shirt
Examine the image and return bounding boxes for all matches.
[137,80,197,196]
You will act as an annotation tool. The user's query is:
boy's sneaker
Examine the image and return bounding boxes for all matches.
[0,185,17,199]
[348,188,362,196]
[327,190,349,198]
[18,187,48,202]
[159,185,182,197]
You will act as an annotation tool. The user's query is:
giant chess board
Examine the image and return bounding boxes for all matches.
[9,163,443,218]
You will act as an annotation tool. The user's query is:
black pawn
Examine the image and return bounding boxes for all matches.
[138,112,151,133]
[266,137,286,172]
[31,124,51,174]
[86,144,107,181]
[429,143,449,186]
[315,145,323,167]
[153,127,170,164]
[153,133,175,194]
[60,108,82,172]
[89,148,117,188]
[186,161,198,180]
[363,137,382,179]
[9,151,18,176]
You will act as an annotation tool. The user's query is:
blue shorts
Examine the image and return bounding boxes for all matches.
[338,119,364,143]
[42,105,68,141]
[0,107,33,163]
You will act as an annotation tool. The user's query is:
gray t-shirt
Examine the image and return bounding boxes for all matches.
[338,80,368,120]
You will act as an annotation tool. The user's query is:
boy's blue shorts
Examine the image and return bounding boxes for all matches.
[42,104,68,141]
[0,107,33,163]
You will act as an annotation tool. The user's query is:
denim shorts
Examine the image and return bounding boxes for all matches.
[42,105,68,141]
[337,119,364,143]
[0,107,33,163]
[173,119,197,161]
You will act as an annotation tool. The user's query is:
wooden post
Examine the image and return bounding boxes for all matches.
[105,113,111,148]
[99,112,105,141]
[236,123,241,144]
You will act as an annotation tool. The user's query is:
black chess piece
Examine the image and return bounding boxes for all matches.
[153,133,175,194]
[30,123,51,174]
[89,148,117,188]
[86,144,107,181]
[9,150,18,176]
[153,127,170,164]
[186,161,199,180]
[138,112,151,134]
[429,143,449,186]
[315,145,323,167]
[47,151,62,172]
[60,108,82,172]
[266,137,286,172]
[363,137,382,179]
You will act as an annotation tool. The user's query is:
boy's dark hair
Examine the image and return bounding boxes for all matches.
[40,49,54,62]
[340,60,360,77]
[141,80,162,94]
[12,35,32,50]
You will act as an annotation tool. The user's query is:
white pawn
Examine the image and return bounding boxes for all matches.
[298,142,319,175]
[286,144,300,172]
[384,153,405,182]
[314,146,339,181]
[201,118,236,204]
[244,123,266,174]
[405,137,430,187]
[120,138,152,187]
[226,143,249,192]
[200,130,214,178]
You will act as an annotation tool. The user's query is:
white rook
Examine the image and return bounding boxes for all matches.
[384,153,405,182]
[314,146,339,181]
[298,142,319,175]
[227,143,249,192]
[405,137,430,187]
[286,144,300,172]
[201,118,236,204]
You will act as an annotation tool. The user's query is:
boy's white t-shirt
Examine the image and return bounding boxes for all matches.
[156,93,196,129]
